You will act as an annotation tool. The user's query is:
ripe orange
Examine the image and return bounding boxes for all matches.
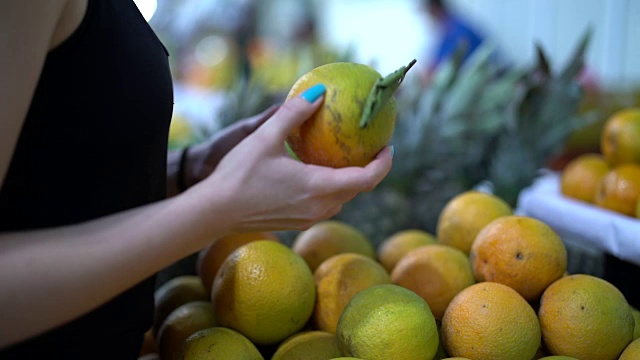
[336,284,439,360]
[313,253,391,333]
[210,240,315,345]
[470,216,567,302]
[152,275,209,337]
[156,301,218,360]
[377,229,437,272]
[594,163,640,216]
[272,331,343,360]
[632,306,640,340]
[441,282,541,360]
[538,274,634,360]
[436,191,513,254]
[196,231,279,294]
[619,338,640,360]
[391,244,475,320]
[292,220,375,272]
[560,153,609,203]
[182,327,262,360]
[600,108,640,166]
[286,61,414,168]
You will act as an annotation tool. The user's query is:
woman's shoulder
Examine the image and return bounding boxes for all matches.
[49,0,89,50]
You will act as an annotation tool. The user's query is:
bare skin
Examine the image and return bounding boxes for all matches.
[0,0,393,348]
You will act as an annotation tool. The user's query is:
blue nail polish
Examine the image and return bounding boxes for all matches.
[391,145,395,157]
[300,84,326,103]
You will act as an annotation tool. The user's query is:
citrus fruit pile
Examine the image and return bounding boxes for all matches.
[137,63,637,359]
[560,108,640,218]
[140,190,637,360]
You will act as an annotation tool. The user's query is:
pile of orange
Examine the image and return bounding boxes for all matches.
[140,206,637,360]
[561,108,640,218]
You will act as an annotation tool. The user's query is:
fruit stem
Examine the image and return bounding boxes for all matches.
[359,59,417,128]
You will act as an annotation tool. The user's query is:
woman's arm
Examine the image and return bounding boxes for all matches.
[166,105,279,197]
[0,189,216,348]
[0,0,393,348]
[0,92,393,348]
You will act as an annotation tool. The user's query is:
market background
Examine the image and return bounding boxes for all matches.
[132,0,640,308]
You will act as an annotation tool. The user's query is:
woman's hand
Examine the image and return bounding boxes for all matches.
[183,105,280,188]
[187,84,394,234]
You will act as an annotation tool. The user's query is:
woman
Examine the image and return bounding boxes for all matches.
[0,0,392,357]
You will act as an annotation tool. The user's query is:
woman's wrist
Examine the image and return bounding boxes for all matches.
[166,147,190,197]
[177,146,190,192]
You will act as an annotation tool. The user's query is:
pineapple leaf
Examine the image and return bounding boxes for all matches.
[534,43,551,78]
[560,26,593,81]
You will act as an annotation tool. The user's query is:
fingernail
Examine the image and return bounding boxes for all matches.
[391,145,395,157]
[300,84,326,103]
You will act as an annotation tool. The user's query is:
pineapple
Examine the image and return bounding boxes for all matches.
[337,29,594,246]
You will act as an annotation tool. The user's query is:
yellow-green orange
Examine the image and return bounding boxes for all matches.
[594,163,640,217]
[271,331,342,360]
[619,338,640,360]
[560,153,609,203]
[211,241,315,345]
[391,244,475,320]
[600,108,640,166]
[377,229,437,272]
[632,306,640,340]
[182,327,263,360]
[436,191,512,254]
[196,231,279,294]
[313,253,391,333]
[441,282,541,360]
[537,357,579,360]
[538,274,634,360]
[152,276,208,337]
[286,62,396,168]
[336,284,439,360]
[292,220,375,272]
[156,301,218,360]
[470,216,567,301]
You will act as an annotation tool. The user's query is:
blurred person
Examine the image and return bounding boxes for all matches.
[0,0,393,359]
[420,0,487,83]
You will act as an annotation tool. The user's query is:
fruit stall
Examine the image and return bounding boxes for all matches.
[136,1,640,359]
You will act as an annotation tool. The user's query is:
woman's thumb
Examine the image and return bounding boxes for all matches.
[265,84,326,139]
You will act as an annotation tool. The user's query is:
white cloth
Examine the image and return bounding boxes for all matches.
[517,172,640,266]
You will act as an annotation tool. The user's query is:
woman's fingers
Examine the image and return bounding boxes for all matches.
[262,84,325,141]
[307,145,394,194]
[238,104,279,133]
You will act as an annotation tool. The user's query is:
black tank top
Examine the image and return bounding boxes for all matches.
[0,0,173,358]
